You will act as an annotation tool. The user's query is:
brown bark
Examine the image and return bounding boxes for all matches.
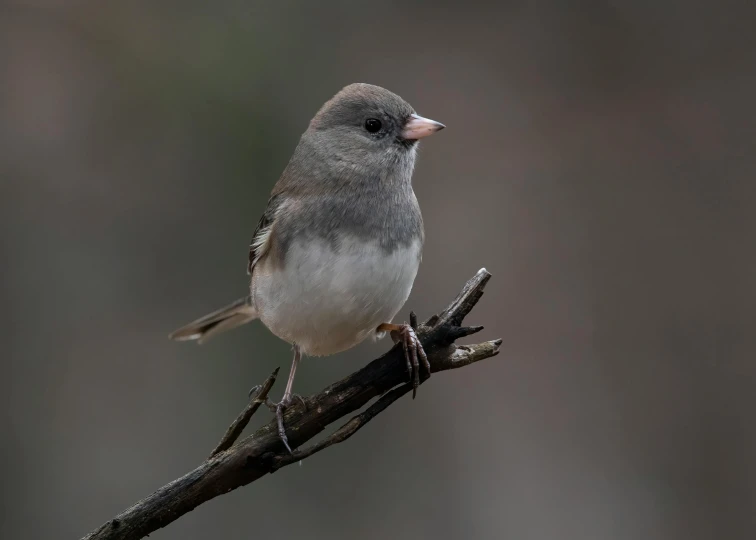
[82,269,500,540]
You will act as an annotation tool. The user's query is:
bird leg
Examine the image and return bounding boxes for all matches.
[377,322,430,399]
[264,344,305,454]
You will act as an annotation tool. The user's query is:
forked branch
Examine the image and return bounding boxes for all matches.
[82,268,501,540]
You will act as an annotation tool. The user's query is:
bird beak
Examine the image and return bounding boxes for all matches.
[401,114,445,140]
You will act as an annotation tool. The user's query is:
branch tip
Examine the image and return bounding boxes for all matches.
[209,367,279,458]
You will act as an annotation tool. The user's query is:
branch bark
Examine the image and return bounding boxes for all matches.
[82,269,500,540]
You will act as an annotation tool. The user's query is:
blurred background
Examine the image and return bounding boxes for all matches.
[2,1,755,539]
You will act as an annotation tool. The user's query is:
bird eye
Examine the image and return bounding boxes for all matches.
[364,118,382,133]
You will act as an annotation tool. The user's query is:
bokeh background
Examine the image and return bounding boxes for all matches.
[2,1,755,539]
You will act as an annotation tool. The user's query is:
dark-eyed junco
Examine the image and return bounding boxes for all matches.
[170,83,445,451]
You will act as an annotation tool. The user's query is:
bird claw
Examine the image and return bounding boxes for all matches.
[266,393,307,454]
[391,324,430,399]
[248,384,263,400]
[275,402,293,454]
[265,393,306,412]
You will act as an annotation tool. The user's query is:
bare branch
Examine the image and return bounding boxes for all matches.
[272,338,501,471]
[435,267,490,327]
[81,269,499,540]
[208,368,279,458]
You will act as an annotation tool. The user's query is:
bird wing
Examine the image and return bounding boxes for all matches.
[247,194,283,275]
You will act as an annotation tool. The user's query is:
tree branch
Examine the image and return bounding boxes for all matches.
[208,367,279,458]
[82,268,500,540]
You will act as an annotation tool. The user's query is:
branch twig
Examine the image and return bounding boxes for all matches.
[82,268,500,540]
[208,367,279,458]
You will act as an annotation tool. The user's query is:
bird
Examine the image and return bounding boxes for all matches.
[170,83,445,452]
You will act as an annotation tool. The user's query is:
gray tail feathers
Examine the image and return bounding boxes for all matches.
[169,296,258,344]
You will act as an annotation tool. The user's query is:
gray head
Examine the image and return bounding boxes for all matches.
[280,83,444,194]
[310,83,444,150]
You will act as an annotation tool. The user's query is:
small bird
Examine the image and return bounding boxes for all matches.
[170,83,445,451]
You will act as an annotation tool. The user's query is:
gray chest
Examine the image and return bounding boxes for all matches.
[275,186,424,258]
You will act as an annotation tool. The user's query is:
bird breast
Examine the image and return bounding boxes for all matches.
[251,235,422,356]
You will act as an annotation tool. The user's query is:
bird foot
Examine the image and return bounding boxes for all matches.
[265,393,306,454]
[390,323,430,399]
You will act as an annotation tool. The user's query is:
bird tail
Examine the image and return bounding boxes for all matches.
[169,296,258,344]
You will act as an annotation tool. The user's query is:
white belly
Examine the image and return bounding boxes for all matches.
[251,236,421,356]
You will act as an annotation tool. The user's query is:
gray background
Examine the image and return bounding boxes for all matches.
[2,1,754,539]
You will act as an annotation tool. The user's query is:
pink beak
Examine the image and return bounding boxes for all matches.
[401,113,446,140]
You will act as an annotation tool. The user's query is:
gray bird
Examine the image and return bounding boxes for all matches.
[170,83,445,451]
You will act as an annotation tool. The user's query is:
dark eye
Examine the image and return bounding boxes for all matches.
[364,118,382,133]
